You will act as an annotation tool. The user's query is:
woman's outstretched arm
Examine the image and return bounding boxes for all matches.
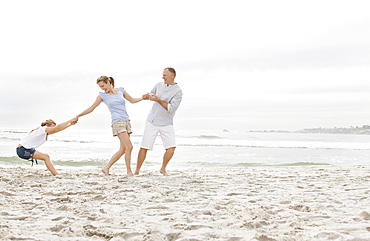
[76,96,103,118]
[124,92,145,104]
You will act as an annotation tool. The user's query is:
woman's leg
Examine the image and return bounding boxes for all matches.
[102,132,133,176]
[32,151,60,176]
[102,140,126,175]
[119,132,134,176]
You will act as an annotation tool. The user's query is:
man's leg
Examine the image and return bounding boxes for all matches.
[159,124,176,176]
[134,148,148,175]
[160,147,175,176]
[135,122,157,175]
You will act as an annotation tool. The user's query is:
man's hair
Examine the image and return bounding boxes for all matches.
[165,67,176,77]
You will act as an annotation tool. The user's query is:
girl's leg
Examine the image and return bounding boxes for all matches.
[32,151,60,176]
[102,132,133,176]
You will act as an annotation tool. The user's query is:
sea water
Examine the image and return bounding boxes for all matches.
[1,128,370,170]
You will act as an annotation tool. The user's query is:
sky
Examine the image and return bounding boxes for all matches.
[1,0,370,132]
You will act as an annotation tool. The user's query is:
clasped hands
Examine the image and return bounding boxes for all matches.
[142,93,159,102]
[70,117,79,125]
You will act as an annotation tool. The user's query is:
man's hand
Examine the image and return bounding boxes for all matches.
[149,94,159,102]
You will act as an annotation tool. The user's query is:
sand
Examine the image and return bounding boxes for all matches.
[1,165,370,241]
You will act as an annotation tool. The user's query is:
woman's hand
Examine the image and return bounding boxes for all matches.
[71,117,78,125]
[142,93,150,100]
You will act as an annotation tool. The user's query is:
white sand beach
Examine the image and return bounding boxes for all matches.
[1,165,370,240]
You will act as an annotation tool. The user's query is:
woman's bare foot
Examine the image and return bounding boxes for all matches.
[126,171,134,177]
[101,168,110,175]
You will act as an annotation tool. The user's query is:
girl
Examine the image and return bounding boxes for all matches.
[16,118,77,176]
[75,76,146,176]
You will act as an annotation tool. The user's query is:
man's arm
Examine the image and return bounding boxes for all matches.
[149,90,182,113]
[167,90,183,114]
[149,94,168,110]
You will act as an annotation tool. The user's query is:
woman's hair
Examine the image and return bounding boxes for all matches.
[41,119,56,127]
[97,76,115,87]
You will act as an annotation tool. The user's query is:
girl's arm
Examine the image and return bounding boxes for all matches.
[124,92,144,104]
[46,118,77,135]
[76,96,103,118]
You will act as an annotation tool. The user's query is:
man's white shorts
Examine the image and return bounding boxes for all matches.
[140,122,176,150]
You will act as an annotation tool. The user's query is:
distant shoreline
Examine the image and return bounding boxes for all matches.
[248,125,370,135]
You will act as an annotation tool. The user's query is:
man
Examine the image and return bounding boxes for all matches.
[135,67,183,176]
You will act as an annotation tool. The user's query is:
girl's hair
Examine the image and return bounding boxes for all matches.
[97,76,115,87]
[41,119,56,127]
[30,119,56,140]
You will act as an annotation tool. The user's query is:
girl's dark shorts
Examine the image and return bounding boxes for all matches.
[16,146,36,160]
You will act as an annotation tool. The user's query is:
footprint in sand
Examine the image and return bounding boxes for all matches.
[0,191,14,196]
[146,205,169,210]
[51,216,64,221]
[165,232,181,240]
[289,204,311,212]
[49,224,65,232]
[51,197,72,203]
[93,195,105,201]
[360,211,370,220]
[6,216,29,221]
[314,231,342,239]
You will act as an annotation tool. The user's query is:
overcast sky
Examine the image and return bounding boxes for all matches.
[1,0,370,131]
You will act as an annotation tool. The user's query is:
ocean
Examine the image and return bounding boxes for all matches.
[1,128,370,171]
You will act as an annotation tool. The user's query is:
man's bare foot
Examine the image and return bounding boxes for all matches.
[101,168,110,175]
[160,169,169,176]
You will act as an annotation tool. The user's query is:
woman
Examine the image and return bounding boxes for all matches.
[16,118,77,176]
[75,76,145,177]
